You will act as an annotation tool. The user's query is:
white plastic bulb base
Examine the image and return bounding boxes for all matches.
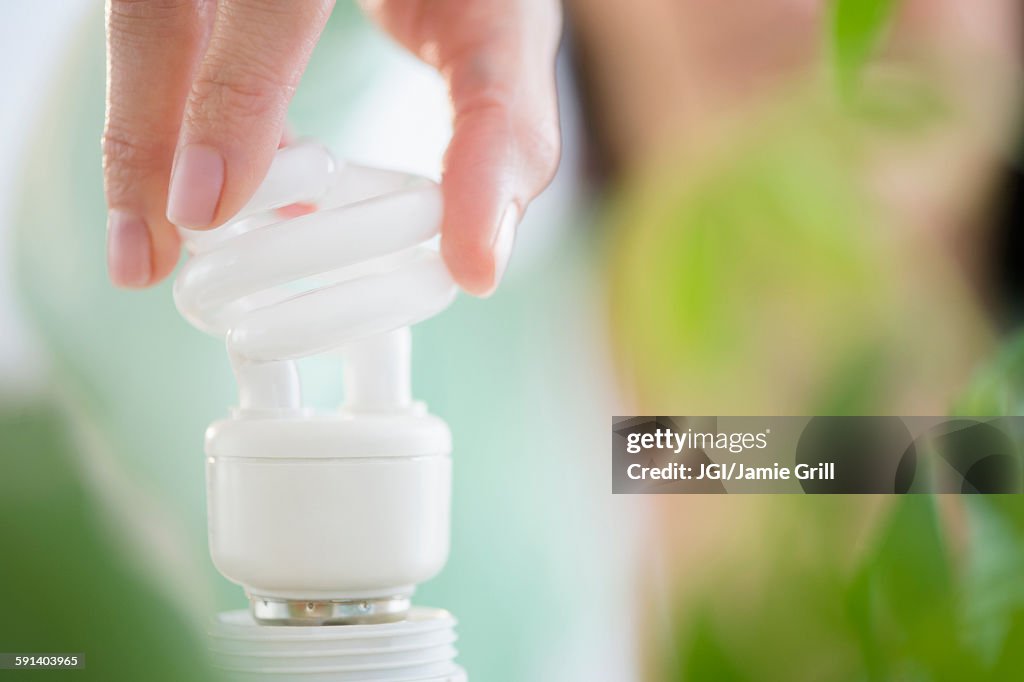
[209,608,466,682]
[206,410,452,610]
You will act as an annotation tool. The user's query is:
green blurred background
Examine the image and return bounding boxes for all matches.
[1,1,1023,680]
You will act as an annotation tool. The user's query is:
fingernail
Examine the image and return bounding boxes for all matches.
[107,210,152,288]
[167,143,225,228]
[484,203,520,297]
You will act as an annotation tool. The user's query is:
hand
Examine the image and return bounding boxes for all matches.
[103,0,562,296]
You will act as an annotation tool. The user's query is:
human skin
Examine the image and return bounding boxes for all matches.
[102,0,561,296]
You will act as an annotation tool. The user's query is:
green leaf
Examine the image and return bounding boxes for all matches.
[676,608,749,682]
[850,496,980,680]
[0,404,221,681]
[831,0,899,94]
[961,497,1024,668]
[953,329,1024,417]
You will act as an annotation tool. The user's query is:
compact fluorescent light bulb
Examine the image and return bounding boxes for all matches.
[174,142,465,680]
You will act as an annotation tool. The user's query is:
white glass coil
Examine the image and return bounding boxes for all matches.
[173,141,457,413]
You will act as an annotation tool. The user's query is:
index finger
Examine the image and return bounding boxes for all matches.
[103,0,212,287]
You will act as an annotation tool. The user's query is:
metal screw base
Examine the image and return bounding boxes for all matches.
[250,594,412,626]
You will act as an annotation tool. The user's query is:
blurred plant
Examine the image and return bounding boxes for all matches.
[0,403,220,682]
[606,0,1024,679]
[831,0,898,97]
[606,85,987,414]
[955,332,1024,417]
[660,339,1024,681]
[667,494,1024,681]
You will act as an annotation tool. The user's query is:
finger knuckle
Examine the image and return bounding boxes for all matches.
[526,125,561,179]
[108,0,193,32]
[101,127,165,196]
[188,61,293,127]
[454,91,509,123]
[224,0,332,22]
[102,126,164,169]
[518,117,561,187]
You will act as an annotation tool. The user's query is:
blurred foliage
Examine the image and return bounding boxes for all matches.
[606,87,985,414]
[608,97,877,412]
[614,2,1024,679]
[957,332,1024,676]
[666,497,978,682]
[664,491,1024,681]
[619,130,1024,673]
[955,331,1024,417]
[0,403,220,681]
[830,0,899,97]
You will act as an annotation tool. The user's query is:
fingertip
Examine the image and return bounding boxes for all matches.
[107,209,152,289]
[441,202,520,298]
[148,226,182,284]
[107,209,182,289]
[441,232,490,296]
